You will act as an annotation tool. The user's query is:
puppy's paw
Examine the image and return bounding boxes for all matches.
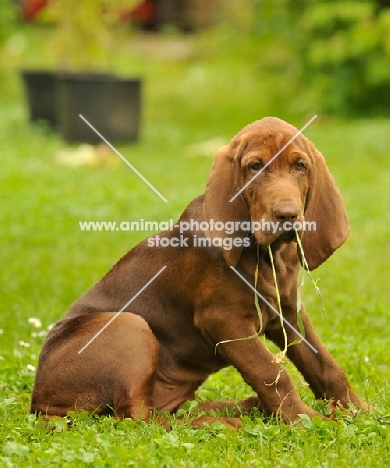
[328,399,375,420]
[192,416,243,429]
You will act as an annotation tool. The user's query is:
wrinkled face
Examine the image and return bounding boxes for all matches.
[239,129,311,245]
[204,117,349,269]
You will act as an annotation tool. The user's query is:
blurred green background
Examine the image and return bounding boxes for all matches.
[1,1,390,466]
[3,0,390,118]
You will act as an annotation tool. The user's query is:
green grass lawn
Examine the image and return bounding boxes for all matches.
[1,25,390,467]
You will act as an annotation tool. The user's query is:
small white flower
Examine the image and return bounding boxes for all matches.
[27,364,36,372]
[31,330,47,338]
[28,317,42,328]
[0,329,3,334]
[364,356,370,363]
[19,341,31,348]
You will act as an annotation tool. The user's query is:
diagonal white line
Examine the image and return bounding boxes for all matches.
[78,266,167,354]
[229,266,318,353]
[79,114,168,203]
[229,115,317,202]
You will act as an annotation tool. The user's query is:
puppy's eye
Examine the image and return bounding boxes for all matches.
[295,161,306,171]
[250,162,264,171]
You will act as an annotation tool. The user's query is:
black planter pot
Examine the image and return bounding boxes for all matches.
[21,70,142,144]
[55,73,142,144]
[21,70,57,127]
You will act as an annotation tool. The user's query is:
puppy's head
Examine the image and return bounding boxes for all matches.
[203,117,349,269]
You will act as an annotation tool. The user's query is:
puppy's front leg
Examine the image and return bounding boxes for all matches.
[201,312,321,423]
[267,305,370,411]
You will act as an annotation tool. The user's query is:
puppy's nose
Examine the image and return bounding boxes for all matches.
[273,204,299,222]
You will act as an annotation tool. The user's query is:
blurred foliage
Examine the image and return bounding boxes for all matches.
[254,0,390,116]
[0,1,18,45]
[1,0,390,116]
[39,0,138,70]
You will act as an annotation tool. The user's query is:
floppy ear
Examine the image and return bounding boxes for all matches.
[301,140,349,270]
[203,143,250,266]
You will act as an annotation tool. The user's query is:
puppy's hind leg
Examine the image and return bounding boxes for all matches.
[32,312,160,421]
[89,313,160,421]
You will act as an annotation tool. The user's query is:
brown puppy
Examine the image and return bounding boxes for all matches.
[31,117,369,426]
